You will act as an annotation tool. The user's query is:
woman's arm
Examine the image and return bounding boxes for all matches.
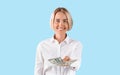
[63,42,82,71]
[34,44,44,75]
[70,42,83,71]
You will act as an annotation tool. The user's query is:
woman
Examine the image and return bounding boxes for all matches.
[34,7,83,75]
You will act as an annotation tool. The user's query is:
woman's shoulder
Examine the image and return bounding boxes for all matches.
[69,37,81,43]
[68,37,82,46]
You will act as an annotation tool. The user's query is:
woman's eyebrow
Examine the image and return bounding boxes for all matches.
[63,19,68,21]
[55,19,68,20]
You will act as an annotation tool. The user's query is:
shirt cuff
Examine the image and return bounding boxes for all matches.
[64,65,78,71]
[69,61,80,71]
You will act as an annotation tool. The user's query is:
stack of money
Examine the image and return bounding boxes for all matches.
[48,57,77,66]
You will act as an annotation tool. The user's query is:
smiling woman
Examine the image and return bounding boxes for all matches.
[34,7,83,75]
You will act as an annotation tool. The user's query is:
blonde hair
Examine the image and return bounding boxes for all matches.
[50,7,73,31]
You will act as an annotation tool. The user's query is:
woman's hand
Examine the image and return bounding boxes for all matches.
[63,56,71,66]
[63,56,70,61]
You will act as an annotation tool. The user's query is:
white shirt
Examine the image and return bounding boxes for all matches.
[34,36,82,75]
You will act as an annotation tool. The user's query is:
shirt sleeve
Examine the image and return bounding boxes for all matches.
[34,44,44,75]
[69,42,83,71]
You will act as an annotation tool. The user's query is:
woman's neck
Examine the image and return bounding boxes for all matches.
[54,33,67,43]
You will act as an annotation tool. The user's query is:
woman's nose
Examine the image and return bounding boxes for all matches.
[59,21,64,26]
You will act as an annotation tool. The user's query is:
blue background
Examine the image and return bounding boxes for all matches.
[0,0,120,75]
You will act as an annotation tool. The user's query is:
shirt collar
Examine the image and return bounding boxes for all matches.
[50,34,70,44]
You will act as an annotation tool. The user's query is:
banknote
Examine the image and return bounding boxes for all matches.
[48,57,77,66]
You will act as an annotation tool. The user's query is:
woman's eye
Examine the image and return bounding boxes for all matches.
[63,20,66,23]
[56,19,60,23]
[63,20,67,23]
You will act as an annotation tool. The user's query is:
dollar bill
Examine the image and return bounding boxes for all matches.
[48,57,77,66]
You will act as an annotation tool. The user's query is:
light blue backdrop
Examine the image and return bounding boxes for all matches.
[0,0,120,75]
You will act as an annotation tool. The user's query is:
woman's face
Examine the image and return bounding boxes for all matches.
[53,12,69,35]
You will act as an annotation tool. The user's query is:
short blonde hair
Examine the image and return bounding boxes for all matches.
[50,7,73,31]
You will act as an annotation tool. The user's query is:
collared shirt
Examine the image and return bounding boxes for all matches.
[34,36,82,75]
